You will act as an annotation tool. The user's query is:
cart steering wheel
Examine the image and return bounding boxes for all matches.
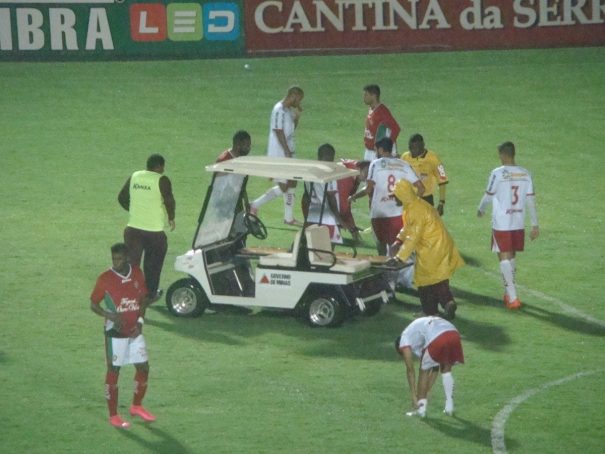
[244,213,268,240]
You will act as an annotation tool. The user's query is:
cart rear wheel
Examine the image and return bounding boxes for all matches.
[306,296,345,328]
[166,278,208,317]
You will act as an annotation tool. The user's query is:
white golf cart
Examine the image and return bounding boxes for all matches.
[165,156,392,327]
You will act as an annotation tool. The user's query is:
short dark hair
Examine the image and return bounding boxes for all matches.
[287,85,304,97]
[409,133,424,145]
[111,242,128,255]
[317,143,335,162]
[146,154,165,170]
[363,84,381,98]
[232,130,251,146]
[498,141,515,158]
[375,137,393,153]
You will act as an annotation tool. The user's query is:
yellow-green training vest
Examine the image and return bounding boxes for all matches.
[127,170,167,232]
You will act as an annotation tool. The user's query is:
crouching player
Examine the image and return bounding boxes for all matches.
[90,243,156,429]
[395,316,464,417]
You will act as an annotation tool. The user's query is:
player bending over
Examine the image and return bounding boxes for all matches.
[395,316,464,418]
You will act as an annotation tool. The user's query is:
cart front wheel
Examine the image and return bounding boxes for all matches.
[306,296,345,328]
[166,278,208,317]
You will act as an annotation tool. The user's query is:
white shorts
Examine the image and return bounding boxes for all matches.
[106,334,148,366]
[269,153,295,186]
[364,148,377,161]
[420,349,439,370]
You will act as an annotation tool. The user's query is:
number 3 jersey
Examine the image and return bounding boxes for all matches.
[479,165,536,231]
[367,157,419,219]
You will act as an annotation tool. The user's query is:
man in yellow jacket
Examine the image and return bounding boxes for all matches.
[390,180,464,319]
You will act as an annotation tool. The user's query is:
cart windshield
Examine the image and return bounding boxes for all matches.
[194,173,245,247]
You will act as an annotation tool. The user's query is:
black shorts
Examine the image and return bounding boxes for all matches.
[418,280,453,315]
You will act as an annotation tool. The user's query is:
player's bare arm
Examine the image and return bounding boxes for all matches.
[292,107,302,128]
[117,178,131,211]
[160,176,176,231]
[413,180,426,198]
[401,347,419,408]
[90,301,121,328]
[438,183,446,216]
[274,129,292,157]
[327,192,345,227]
[349,180,373,204]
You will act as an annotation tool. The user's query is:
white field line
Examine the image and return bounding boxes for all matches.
[476,267,605,328]
[518,285,605,328]
[478,265,605,453]
[491,369,603,454]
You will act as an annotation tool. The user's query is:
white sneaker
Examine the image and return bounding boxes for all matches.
[443,401,454,416]
[405,410,426,418]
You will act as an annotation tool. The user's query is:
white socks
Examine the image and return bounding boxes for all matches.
[417,398,427,417]
[499,259,517,301]
[251,186,282,210]
[442,372,454,414]
[284,187,296,222]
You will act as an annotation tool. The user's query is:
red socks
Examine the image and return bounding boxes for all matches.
[105,371,119,416]
[133,369,149,406]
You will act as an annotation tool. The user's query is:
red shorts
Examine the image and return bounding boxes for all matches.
[337,177,357,229]
[492,229,525,253]
[424,331,464,368]
[371,216,403,244]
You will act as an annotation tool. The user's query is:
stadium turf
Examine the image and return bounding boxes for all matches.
[1,46,604,453]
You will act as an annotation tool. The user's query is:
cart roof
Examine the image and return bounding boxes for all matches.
[205,156,359,183]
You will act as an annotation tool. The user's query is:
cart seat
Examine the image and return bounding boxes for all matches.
[258,230,303,268]
[305,225,371,273]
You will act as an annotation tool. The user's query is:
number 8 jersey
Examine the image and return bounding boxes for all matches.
[367,157,420,219]
[479,165,536,231]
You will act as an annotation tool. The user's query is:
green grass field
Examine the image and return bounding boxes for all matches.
[1,47,604,453]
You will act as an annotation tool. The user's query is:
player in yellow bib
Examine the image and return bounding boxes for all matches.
[118,154,176,302]
[401,134,448,216]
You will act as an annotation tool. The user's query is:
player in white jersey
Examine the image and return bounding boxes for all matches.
[250,86,304,225]
[477,142,539,310]
[395,316,464,417]
[302,144,343,244]
[349,137,424,255]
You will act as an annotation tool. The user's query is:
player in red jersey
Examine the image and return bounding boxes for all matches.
[90,243,155,429]
[337,159,370,243]
[215,130,251,163]
[362,84,401,161]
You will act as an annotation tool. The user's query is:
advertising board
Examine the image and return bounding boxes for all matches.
[0,0,244,60]
[244,0,605,55]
